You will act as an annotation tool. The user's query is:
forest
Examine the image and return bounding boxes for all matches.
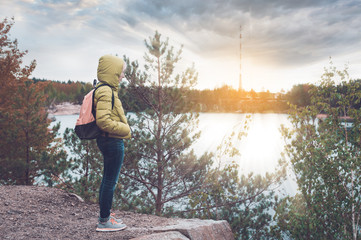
[1,18,360,240]
[33,76,311,114]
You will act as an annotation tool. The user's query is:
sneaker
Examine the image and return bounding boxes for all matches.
[96,218,127,232]
[110,213,123,224]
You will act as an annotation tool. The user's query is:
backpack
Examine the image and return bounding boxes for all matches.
[74,83,114,140]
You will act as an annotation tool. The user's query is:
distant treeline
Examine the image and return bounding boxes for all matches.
[34,77,316,113]
[32,78,93,106]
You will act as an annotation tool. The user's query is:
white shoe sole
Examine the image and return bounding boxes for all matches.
[96,225,127,232]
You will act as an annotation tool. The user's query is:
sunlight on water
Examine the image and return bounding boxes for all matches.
[192,113,298,196]
[238,114,289,175]
[193,114,289,173]
[51,113,298,196]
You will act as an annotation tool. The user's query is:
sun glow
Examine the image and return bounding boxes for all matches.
[193,113,292,176]
[237,114,286,175]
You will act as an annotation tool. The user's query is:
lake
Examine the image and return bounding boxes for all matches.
[51,113,298,196]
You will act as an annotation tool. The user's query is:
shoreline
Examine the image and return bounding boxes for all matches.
[48,102,81,116]
[47,102,289,116]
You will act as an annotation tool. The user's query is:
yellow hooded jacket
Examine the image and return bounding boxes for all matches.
[94,55,131,139]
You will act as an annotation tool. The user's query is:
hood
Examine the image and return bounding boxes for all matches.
[97,55,125,89]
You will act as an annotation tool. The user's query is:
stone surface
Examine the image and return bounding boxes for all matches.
[153,218,234,240]
[48,102,81,115]
[131,231,189,240]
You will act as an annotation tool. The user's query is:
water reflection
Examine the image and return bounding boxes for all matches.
[193,113,297,196]
[51,113,298,195]
[193,114,289,173]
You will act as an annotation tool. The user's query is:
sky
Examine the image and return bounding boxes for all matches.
[1,0,361,92]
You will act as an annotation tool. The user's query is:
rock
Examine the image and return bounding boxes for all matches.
[68,192,85,202]
[131,231,190,240]
[48,102,81,116]
[152,219,234,240]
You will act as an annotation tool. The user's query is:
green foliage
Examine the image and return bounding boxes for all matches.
[36,123,70,187]
[275,62,361,239]
[0,18,68,185]
[186,163,281,239]
[187,86,289,113]
[182,116,287,239]
[41,79,93,106]
[36,78,294,114]
[117,31,213,215]
[112,32,288,239]
[286,84,311,107]
[41,78,291,114]
[62,128,103,202]
[272,194,325,239]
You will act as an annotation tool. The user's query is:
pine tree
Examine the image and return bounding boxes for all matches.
[120,31,212,215]
[62,128,103,202]
[0,18,67,185]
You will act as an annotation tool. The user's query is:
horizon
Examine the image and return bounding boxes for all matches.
[32,77,303,94]
[2,0,361,92]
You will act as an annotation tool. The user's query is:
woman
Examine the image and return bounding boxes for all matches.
[94,55,131,232]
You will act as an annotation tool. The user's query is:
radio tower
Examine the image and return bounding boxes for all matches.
[239,25,243,91]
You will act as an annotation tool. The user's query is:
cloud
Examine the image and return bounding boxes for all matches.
[119,0,361,67]
[11,0,361,67]
[1,0,361,90]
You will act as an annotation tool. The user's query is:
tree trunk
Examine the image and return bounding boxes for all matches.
[351,170,357,240]
[155,56,163,216]
[155,174,163,215]
[85,156,89,199]
[25,131,30,185]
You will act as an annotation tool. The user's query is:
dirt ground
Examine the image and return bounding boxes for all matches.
[0,185,177,240]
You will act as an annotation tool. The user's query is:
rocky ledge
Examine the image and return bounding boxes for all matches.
[48,102,81,116]
[0,186,234,240]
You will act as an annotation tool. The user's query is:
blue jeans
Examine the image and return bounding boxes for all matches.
[96,136,124,220]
